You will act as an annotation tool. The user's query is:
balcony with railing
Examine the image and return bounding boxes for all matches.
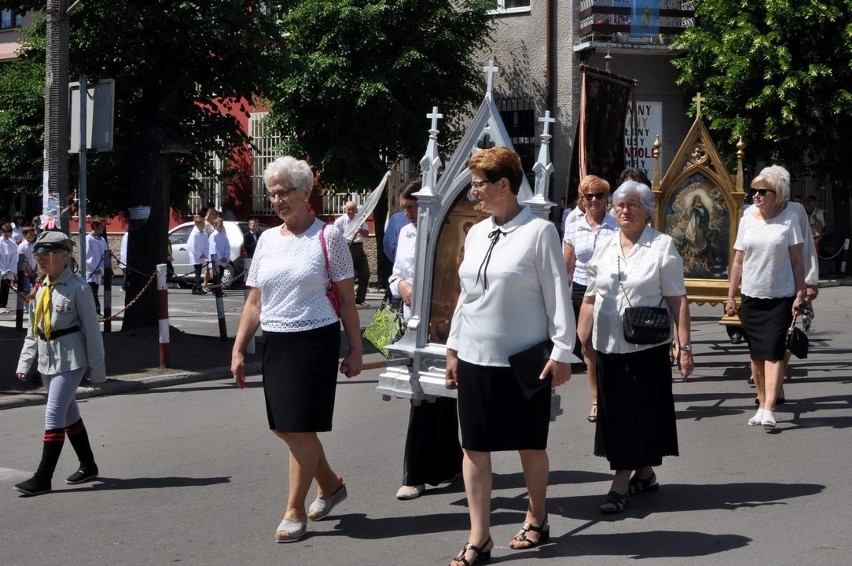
[576,0,694,51]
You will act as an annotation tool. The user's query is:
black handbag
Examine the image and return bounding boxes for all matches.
[623,306,671,344]
[785,315,809,359]
[618,256,671,345]
[507,340,553,400]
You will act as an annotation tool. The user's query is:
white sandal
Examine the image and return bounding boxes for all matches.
[275,518,307,543]
[748,409,764,426]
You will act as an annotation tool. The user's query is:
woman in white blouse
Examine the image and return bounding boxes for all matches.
[230,156,363,543]
[726,166,805,431]
[577,181,693,515]
[445,147,578,566]
[389,179,463,501]
[563,175,618,423]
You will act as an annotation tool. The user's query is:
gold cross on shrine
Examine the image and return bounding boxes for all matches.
[693,93,705,118]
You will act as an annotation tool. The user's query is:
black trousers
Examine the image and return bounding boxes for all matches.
[349,242,370,303]
[0,278,10,307]
[402,397,463,486]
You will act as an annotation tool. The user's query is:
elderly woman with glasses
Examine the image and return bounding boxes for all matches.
[726,166,806,431]
[445,147,579,565]
[563,175,619,424]
[231,156,363,543]
[577,180,693,515]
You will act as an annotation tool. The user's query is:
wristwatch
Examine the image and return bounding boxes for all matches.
[680,344,693,354]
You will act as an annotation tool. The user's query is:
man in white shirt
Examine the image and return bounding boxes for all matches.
[85,217,109,315]
[334,201,371,305]
[0,223,18,314]
[187,215,210,295]
[17,226,37,307]
[209,218,230,281]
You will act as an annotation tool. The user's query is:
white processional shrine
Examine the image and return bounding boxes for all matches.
[376,61,564,419]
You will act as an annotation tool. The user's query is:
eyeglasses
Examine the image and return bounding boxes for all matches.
[34,251,59,260]
[614,201,643,211]
[470,179,497,190]
[583,192,605,201]
[750,188,776,197]
[267,187,298,201]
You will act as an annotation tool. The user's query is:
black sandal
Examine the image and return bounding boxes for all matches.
[628,472,659,496]
[510,515,550,549]
[450,536,492,566]
[599,490,629,514]
[587,404,598,423]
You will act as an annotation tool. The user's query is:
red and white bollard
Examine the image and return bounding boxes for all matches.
[157,263,170,368]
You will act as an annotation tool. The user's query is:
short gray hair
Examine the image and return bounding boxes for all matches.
[263,156,314,196]
[612,180,655,217]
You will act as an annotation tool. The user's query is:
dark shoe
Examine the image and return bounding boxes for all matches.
[587,403,598,423]
[600,490,629,514]
[14,475,52,496]
[66,465,99,485]
[628,472,659,495]
[509,515,550,549]
[450,536,492,566]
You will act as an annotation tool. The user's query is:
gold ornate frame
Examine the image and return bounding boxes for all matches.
[649,100,746,325]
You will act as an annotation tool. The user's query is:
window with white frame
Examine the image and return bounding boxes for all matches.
[189,150,224,215]
[249,112,282,215]
[488,0,531,14]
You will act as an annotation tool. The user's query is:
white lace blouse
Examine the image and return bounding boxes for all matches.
[246,219,354,332]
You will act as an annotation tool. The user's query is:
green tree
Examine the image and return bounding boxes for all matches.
[672,1,852,188]
[269,0,495,188]
[0,1,288,329]
[0,32,43,192]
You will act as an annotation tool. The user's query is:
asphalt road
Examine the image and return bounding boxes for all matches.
[1,288,851,565]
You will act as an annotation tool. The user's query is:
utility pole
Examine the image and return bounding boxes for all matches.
[44,0,70,232]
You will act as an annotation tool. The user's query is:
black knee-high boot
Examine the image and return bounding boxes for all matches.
[65,419,99,484]
[13,429,65,496]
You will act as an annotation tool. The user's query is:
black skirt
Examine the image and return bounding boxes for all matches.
[262,323,340,433]
[457,359,551,452]
[571,282,587,361]
[594,344,678,470]
[740,295,794,361]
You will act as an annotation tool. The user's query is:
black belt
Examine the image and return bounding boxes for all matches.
[38,325,80,341]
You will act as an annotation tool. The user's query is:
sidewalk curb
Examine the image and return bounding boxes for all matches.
[0,362,263,411]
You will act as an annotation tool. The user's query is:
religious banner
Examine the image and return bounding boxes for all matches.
[624,101,662,174]
[631,0,660,38]
[571,65,635,190]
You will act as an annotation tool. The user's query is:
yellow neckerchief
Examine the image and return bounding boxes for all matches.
[33,278,58,339]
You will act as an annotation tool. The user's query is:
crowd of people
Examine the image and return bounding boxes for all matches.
[6,152,820,564]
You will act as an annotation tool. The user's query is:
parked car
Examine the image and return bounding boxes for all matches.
[168,220,267,289]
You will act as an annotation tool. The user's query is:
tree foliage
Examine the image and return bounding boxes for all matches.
[268,0,495,188]
[671,0,852,184]
[0,1,288,328]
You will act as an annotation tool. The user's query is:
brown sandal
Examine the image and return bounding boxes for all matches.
[510,515,550,549]
[450,536,492,565]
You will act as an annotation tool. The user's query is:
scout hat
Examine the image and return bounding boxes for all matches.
[33,230,73,253]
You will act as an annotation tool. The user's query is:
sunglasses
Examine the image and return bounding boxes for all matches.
[583,192,605,201]
[750,188,776,197]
